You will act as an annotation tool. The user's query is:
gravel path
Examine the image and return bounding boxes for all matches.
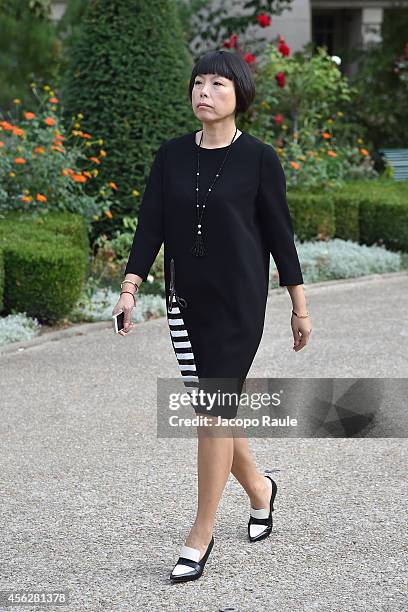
[1,272,407,612]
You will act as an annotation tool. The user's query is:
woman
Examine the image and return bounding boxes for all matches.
[112,49,311,583]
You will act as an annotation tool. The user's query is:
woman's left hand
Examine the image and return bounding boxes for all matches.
[291,313,312,351]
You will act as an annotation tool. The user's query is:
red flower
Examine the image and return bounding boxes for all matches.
[223,34,238,48]
[275,72,286,87]
[278,41,291,56]
[244,53,256,64]
[274,113,284,125]
[256,13,271,28]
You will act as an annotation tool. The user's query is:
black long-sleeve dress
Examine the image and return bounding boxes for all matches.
[125,129,304,419]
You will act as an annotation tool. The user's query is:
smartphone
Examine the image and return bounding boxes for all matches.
[112,310,125,333]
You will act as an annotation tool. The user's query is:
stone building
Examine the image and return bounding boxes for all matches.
[50,0,408,76]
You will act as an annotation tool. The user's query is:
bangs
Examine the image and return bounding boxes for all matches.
[192,53,235,82]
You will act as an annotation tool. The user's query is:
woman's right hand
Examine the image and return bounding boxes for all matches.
[112,293,136,336]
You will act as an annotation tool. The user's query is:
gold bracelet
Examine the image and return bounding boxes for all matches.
[292,309,309,318]
[120,290,136,305]
[121,279,140,291]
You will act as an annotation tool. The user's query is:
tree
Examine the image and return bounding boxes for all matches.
[61,0,195,237]
[350,8,408,149]
[0,0,61,109]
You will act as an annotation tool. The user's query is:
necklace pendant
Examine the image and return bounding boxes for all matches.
[191,231,205,257]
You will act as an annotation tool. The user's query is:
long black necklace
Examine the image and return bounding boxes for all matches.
[191,126,238,257]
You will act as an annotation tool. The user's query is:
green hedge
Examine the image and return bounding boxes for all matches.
[287,191,336,241]
[288,179,408,251]
[330,192,361,243]
[0,211,89,323]
[333,181,408,252]
[1,210,90,252]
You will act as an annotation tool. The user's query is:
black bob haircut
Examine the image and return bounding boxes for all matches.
[188,50,256,116]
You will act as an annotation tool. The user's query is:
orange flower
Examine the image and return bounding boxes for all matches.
[44,117,56,126]
[81,132,92,139]
[0,141,4,148]
[62,168,74,176]
[83,171,93,178]
[24,112,36,120]
[108,181,118,190]
[12,127,25,136]
[54,133,65,141]
[360,148,369,156]
[36,193,47,202]
[34,146,45,154]
[99,150,107,157]
[14,157,26,164]
[322,132,331,139]
[21,196,33,203]
[71,174,87,183]
[327,150,337,157]
[290,161,301,170]
[105,210,113,219]
[51,145,65,153]
[89,156,100,164]
[49,97,59,104]
[0,121,14,130]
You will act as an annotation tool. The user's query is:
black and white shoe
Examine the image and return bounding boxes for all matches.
[170,535,215,583]
[247,475,277,543]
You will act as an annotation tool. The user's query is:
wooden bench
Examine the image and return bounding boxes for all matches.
[378,148,408,180]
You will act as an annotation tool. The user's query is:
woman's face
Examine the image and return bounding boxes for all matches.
[192,73,237,122]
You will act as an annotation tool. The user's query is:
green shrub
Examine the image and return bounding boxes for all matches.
[62,0,195,237]
[0,89,114,227]
[350,10,408,149]
[0,312,41,346]
[287,190,336,241]
[359,197,408,252]
[91,216,164,293]
[1,210,90,252]
[2,236,87,324]
[0,1,60,109]
[278,237,402,285]
[334,180,408,251]
[0,210,90,322]
[329,192,361,242]
[249,43,377,188]
[288,179,408,251]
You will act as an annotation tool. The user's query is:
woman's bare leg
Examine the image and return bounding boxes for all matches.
[230,431,272,509]
[183,413,234,559]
